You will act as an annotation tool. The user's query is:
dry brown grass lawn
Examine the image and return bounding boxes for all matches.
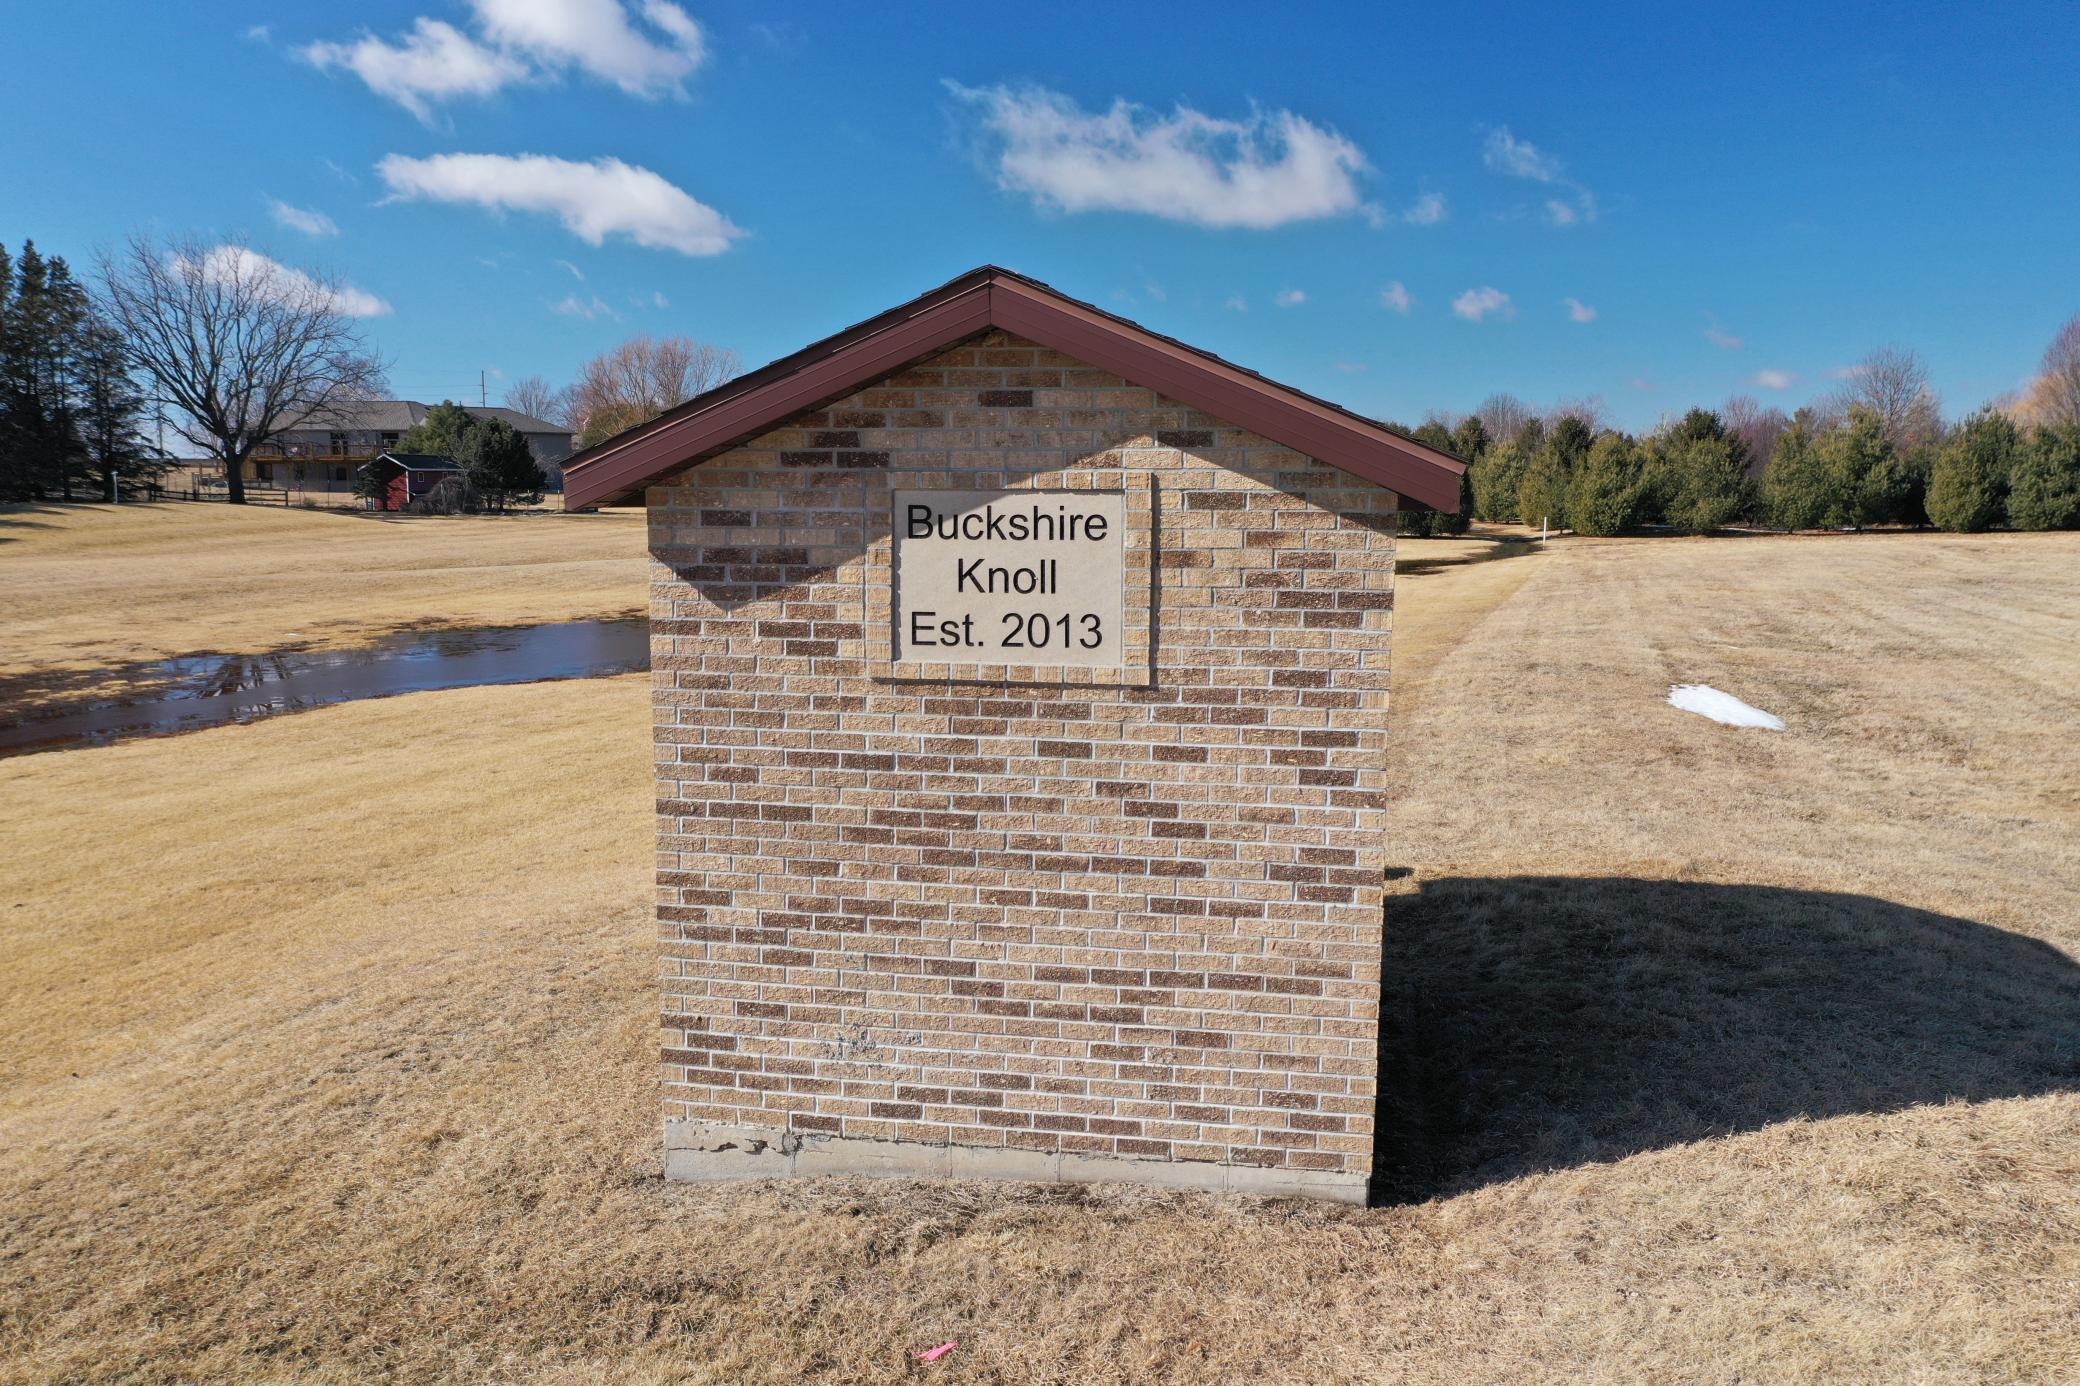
[2,525,2077,1382]
[0,502,647,713]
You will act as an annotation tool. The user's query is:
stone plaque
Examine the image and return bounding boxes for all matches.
[892,490,1126,668]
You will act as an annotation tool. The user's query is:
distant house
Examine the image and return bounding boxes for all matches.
[185,401,575,502]
[361,452,462,512]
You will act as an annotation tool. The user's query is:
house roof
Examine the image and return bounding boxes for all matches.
[368,451,461,472]
[560,266,1468,511]
[279,401,570,435]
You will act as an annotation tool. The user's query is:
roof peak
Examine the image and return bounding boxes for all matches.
[563,267,1465,511]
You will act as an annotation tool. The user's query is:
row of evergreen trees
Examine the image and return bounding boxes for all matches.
[0,241,158,502]
[1433,404,2080,536]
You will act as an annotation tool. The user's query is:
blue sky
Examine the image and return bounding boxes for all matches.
[7,1,2076,431]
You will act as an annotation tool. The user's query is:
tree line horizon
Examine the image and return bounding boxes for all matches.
[2,230,2075,533]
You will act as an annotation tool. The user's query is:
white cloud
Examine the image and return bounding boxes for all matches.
[652,290,670,308]
[1333,361,1367,374]
[1749,369,1796,390]
[1483,127,1564,183]
[301,2,706,120]
[1452,286,1513,322]
[1274,288,1306,308]
[243,24,271,43]
[267,198,339,238]
[375,152,745,256]
[550,293,619,319]
[181,245,391,318]
[1826,363,1869,380]
[1224,294,1248,312]
[1402,191,1447,226]
[1563,296,1596,323]
[946,82,1368,230]
[1630,377,1655,392]
[555,257,586,280]
[1379,281,1412,314]
[301,19,528,123]
[1705,324,1744,350]
[468,0,706,97]
[1484,126,1596,226]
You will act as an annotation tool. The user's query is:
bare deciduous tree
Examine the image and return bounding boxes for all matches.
[1828,345,1942,452]
[1722,393,1790,479]
[569,335,740,449]
[1472,391,1534,445]
[2031,314,2080,427]
[1545,394,1610,433]
[98,235,386,503]
[503,375,572,429]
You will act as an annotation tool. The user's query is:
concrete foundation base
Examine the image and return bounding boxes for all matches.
[662,1120,1369,1204]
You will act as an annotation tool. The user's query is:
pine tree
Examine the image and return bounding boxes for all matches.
[1762,415,1834,530]
[459,417,546,513]
[1818,407,1907,529]
[1513,417,1592,531]
[1662,434,1753,534]
[1926,410,2016,532]
[1451,414,1490,463]
[0,242,15,497]
[397,401,480,460]
[1514,446,1570,531]
[1471,440,1528,521]
[75,315,154,497]
[0,242,94,500]
[1564,432,1645,535]
[2006,423,2080,530]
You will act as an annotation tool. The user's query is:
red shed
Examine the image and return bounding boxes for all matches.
[361,452,462,511]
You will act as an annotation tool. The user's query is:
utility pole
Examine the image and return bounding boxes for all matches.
[480,370,487,408]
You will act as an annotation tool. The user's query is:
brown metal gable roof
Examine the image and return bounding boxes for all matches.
[560,266,1466,511]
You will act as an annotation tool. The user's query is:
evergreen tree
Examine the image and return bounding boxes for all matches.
[1564,432,1645,535]
[1513,416,1594,531]
[1547,415,1597,469]
[0,241,94,501]
[1662,434,1753,534]
[2006,423,2080,530]
[1438,454,1474,536]
[1641,409,1747,528]
[397,401,480,459]
[1471,439,1528,521]
[1451,414,1490,463]
[1926,410,2016,532]
[1818,407,1909,529]
[75,315,155,497]
[459,417,546,513]
[1762,415,1833,530]
[1514,445,1570,531]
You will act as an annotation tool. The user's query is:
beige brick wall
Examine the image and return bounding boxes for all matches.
[649,329,1398,1187]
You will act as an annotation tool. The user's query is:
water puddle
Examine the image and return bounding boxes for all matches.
[0,618,650,758]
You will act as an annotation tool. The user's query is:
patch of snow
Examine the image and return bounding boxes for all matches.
[1667,683,1785,730]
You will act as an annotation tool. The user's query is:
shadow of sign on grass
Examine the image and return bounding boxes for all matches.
[1372,876,2080,1204]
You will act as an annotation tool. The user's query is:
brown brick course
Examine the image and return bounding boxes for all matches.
[649,330,1396,1188]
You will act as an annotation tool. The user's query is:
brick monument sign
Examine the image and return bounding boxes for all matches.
[562,268,1465,1203]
